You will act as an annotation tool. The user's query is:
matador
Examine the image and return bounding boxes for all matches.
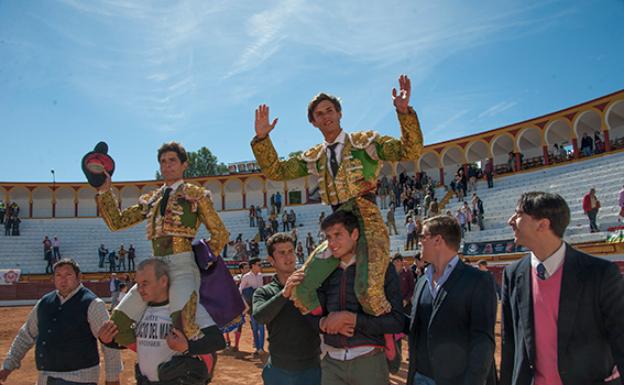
[251,75,423,316]
[96,142,229,346]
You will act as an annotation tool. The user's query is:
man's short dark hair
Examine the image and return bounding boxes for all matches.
[516,192,570,238]
[249,257,261,267]
[53,258,81,276]
[392,253,404,262]
[477,259,488,267]
[266,232,295,257]
[307,93,342,123]
[413,251,421,261]
[321,210,359,234]
[238,262,249,270]
[119,283,127,290]
[157,142,188,163]
[423,215,462,250]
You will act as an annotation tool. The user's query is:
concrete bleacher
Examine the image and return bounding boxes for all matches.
[1,152,621,273]
[442,151,624,245]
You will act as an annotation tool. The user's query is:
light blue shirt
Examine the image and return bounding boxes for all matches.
[424,255,460,299]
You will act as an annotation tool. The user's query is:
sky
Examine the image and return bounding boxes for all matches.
[1,0,623,183]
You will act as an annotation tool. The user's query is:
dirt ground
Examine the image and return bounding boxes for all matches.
[0,306,501,384]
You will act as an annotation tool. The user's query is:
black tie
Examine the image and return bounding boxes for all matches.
[536,263,547,280]
[328,143,340,177]
[160,188,172,216]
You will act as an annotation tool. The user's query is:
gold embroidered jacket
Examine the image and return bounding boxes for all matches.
[251,108,423,206]
[97,183,229,255]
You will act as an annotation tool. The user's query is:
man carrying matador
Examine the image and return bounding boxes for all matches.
[251,75,423,316]
[95,142,229,346]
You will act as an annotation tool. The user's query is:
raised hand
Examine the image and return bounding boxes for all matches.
[255,104,278,140]
[392,74,411,114]
[97,171,112,194]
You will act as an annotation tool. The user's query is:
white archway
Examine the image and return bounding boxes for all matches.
[55,187,75,218]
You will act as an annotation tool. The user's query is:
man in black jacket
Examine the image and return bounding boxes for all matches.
[406,215,497,385]
[501,192,624,385]
[253,232,321,385]
[305,210,404,385]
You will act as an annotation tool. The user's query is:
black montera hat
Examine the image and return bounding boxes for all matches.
[81,142,115,188]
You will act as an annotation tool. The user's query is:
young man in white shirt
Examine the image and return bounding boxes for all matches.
[239,257,266,356]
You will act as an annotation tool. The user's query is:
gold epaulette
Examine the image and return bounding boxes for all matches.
[138,188,160,206]
[350,130,379,149]
[182,183,210,201]
[300,143,324,162]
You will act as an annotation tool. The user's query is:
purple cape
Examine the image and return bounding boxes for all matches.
[192,239,245,329]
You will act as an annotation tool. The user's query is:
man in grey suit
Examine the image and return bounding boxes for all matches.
[406,215,497,385]
[501,192,624,385]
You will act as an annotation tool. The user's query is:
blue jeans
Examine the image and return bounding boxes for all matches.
[250,315,265,350]
[262,360,321,385]
[413,372,436,385]
[47,377,96,385]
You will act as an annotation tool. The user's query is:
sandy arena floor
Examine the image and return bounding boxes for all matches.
[0,306,501,384]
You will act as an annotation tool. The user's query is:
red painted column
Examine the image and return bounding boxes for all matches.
[439,168,445,186]
[74,202,78,217]
[542,145,550,165]
[284,189,289,206]
[52,202,56,218]
[29,202,33,218]
[572,138,579,159]
[221,194,226,211]
[305,188,310,203]
[604,129,611,152]
[515,153,521,172]
[242,193,246,209]
[263,191,267,208]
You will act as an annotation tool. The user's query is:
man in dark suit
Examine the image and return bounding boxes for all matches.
[501,192,624,385]
[407,215,497,385]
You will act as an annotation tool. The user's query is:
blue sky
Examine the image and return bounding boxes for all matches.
[1,0,623,183]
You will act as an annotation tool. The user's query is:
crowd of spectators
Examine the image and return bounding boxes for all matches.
[1,201,21,236]
[97,243,136,272]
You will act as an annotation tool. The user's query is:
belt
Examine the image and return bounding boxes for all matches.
[151,236,193,257]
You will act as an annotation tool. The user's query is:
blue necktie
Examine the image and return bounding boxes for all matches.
[536,263,547,280]
[160,188,172,217]
[328,143,340,177]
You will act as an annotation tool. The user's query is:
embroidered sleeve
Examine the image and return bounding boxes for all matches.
[251,136,309,181]
[375,107,423,161]
[96,190,146,231]
[197,192,230,255]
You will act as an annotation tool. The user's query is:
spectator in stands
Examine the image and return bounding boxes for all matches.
[423,191,432,217]
[43,236,54,274]
[468,164,477,192]
[4,215,11,236]
[295,241,305,264]
[117,244,127,271]
[387,205,399,235]
[257,215,266,241]
[507,151,515,172]
[127,244,136,271]
[582,188,601,233]
[319,211,326,227]
[456,208,468,236]
[98,244,108,268]
[484,159,494,188]
[108,250,117,272]
[109,272,121,309]
[594,131,605,154]
[275,191,282,214]
[282,210,289,231]
[393,254,415,314]
[10,216,20,236]
[462,201,473,232]
[249,204,256,227]
[472,193,485,230]
[290,227,298,246]
[558,143,568,160]
[580,132,594,157]
[406,216,417,250]
[270,211,279,233]
[118,282,128,303]
[429,198,439,217]
[305,232,315,256]
[270,193,276,213]
[288,209,296,229]
[0,259,122,385]
[0,200,5,224]
[52,236,61,260]
[618,185,624,223]
[411,251,425,279]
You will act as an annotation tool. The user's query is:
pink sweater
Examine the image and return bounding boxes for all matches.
[532,265,564,385]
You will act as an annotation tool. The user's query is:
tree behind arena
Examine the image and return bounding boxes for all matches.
[156,146,228,179]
